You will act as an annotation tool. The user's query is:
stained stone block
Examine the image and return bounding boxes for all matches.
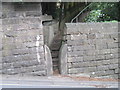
[68,68,85,74]
[83,56,95,61]
[27,70,46,76]
[68,57,83,62]
[87,34,96,39]
[68,51,84,57]
[26,11,42,17]
[95,55,105,60]
[2,18,19,25]
[59,44,67,75]
[109,64,118,69]
[67,40,84,46]
[96,65,109,71]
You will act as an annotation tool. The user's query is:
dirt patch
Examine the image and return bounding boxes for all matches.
[54,74,119,82]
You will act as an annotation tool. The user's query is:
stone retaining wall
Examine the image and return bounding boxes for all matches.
[2,17,47,75]
[1,2,53,76]
[61,22,119,79]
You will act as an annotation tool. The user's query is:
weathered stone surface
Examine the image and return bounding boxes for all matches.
[44,45,53,76]
[59,44,67,75]
[64,22,119,79]
[1,11,49,76]
[68,57,83,62]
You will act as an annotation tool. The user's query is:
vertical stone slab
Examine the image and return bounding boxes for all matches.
[0,1,2,89]
[48,26,54,47]
[0,0,2,69]
[44,45,53,76]
[43,26,54,47]
[59,44,67,75]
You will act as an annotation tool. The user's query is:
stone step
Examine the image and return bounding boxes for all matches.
[51,51,59,58]
[53,60,59,65]
[51,43,61,48]
[52,58,59,61]
[52,40,62,45]
[51,46,60,51]
[53,58,59,71]
[49,32,62,73]
[51,41,61,46]
[53,66,59,71]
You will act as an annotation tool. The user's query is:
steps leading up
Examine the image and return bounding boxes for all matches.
[50,31,62,72]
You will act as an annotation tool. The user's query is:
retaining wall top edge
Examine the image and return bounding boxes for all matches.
[66,22,119,24]
[66,22,119,28]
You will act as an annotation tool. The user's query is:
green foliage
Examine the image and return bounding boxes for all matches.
[84,2,119,22]
[84,10,102,22]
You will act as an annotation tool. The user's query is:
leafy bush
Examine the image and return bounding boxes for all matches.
[84,2,119,22]
[84,10,102,22]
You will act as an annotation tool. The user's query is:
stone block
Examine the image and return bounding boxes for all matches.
[105,54,115,60]
[67,46,73,52]
[2,35,14,45]
[105,70,115,75]
[109,59,118,64]
[66,35,71,40]
[68,68,85,74]
[93,71,106,76]
[2,68,20,75]
[83,56,95,61]
[83,45,96,50]
[96,65,109,71]
[107,42,118,49]
[87,34,96,39]
[68,51,84,57]
[67,40,84,46]
[27,70,46,76]
[110,48,118,54]
[22,65,46,73]
[87,67,97,72]
[96,42,108,50]
[115,69,119,74]
[2,18,19,25]
[84,50,96,56]
[67,57,83,62]
[2,56,17,63]
[21,54,37,61]
[24,42,36,48]
[26,11,42,17]
[109,64,118,69]
[70,34,87,40]
[67,63,72,68]
[13,60,40,68]
[103,34,111,39]
[2,50,13,57]
[99,49,111,55]
[95,55,105,60]
[0,43,2,51]
[73,45,95,51]
[102,60,111,65]
[84,39,96,45]
[88,61,98,67]
[72,62,90,68]
[29,24,42,30]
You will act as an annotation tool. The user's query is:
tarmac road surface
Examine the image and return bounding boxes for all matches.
[1,75,119,88]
